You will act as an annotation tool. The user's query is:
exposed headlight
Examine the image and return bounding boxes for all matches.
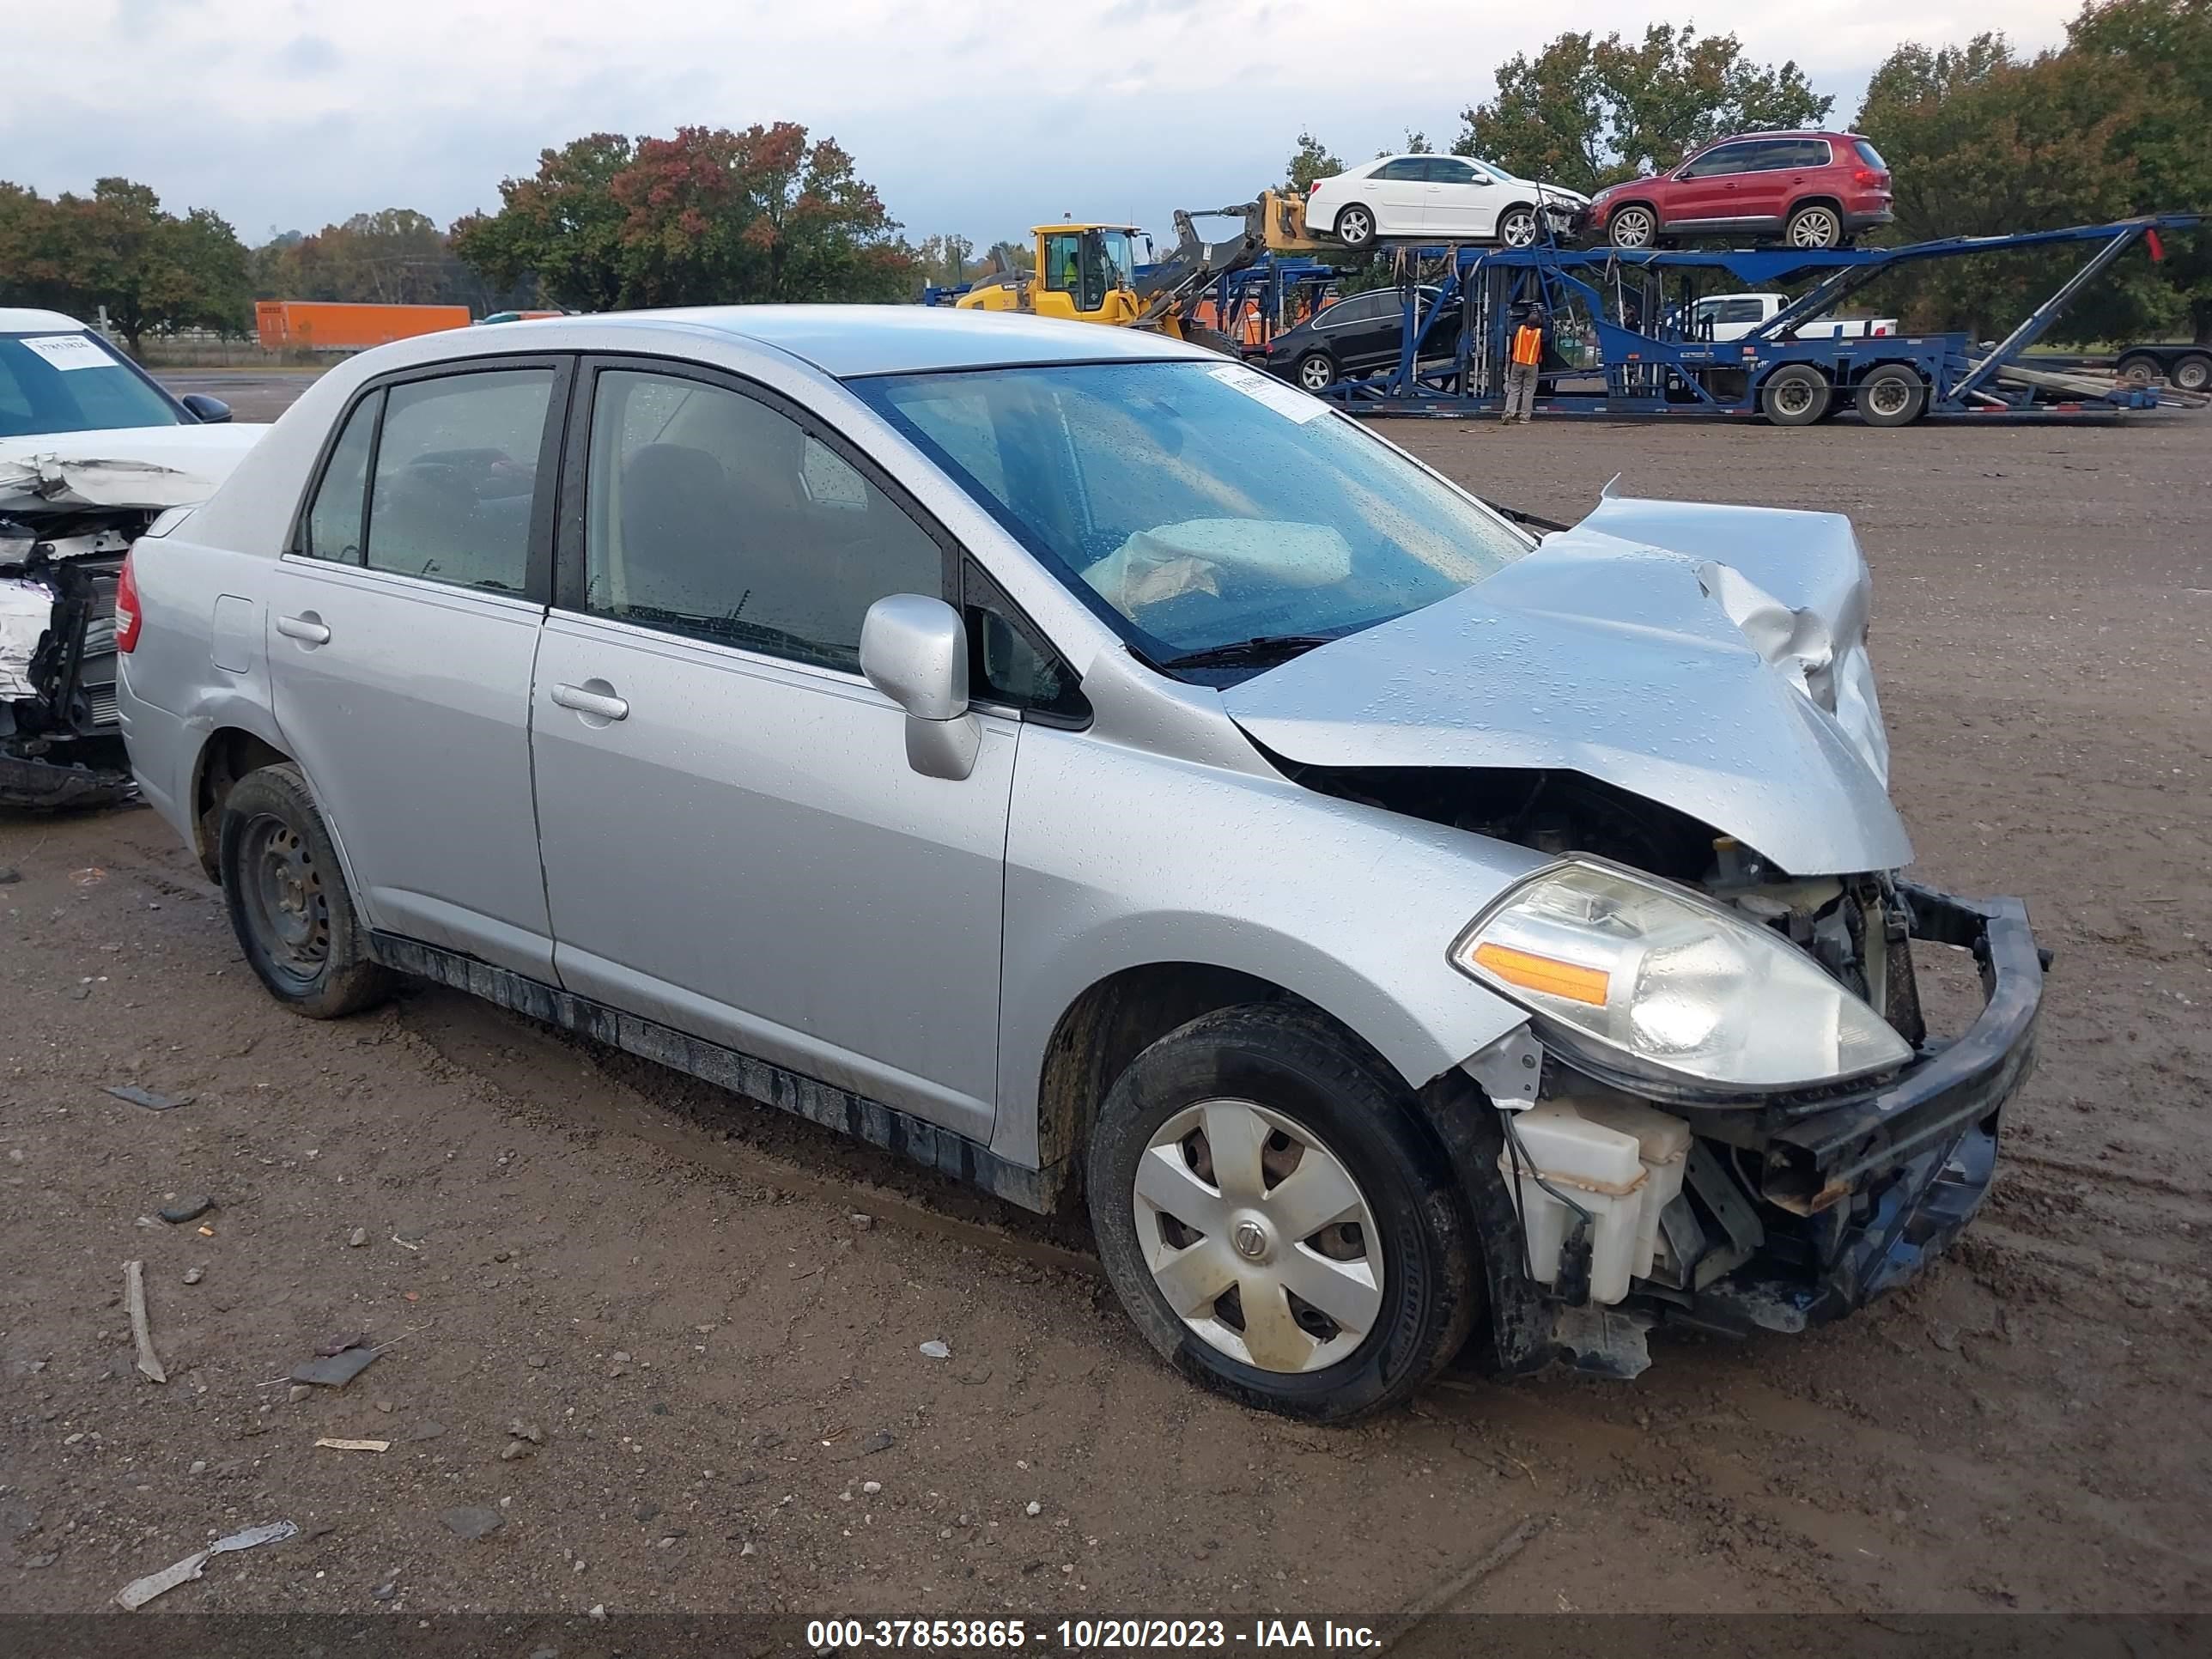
[1450,858,1912,1093]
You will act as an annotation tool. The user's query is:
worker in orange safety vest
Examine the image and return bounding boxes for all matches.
[1502,305,1546,424]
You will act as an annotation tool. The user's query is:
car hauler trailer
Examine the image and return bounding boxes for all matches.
[1322,215,2205,425]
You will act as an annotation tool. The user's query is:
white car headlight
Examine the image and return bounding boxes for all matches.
[1450,858,1912,1093]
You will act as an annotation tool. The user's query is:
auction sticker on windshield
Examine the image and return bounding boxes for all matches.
[1206,362,1331,423]
[21,334,110,372]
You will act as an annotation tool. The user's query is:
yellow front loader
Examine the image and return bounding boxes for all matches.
[956,193,1331,349]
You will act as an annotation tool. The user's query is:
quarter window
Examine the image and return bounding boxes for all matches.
[301,392,380,562]
[581,369,945,675]
[364,368,551,592]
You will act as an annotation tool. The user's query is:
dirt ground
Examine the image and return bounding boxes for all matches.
[3,384,2208,1626]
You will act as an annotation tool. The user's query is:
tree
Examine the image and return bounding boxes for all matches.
[1855,2,2212,342]
[914,233,977,289]
[1455,23,1832,191]
[453,122,917,311]
[0,177,251,349]
[1285,130,1345,193]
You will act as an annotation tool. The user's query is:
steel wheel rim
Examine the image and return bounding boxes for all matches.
[2120,361,2154,386]
[1613,210,1653,248]
[1791,210,1839,248]
[1499,210,1536,247]
[2178,360,2210,392]
[1299,356,1334,392]
[1866,375,1913,417]
[1772,377,1817,416]
[240,814,329,980]
[1340,208,1372,243]
[1132,1098,1384,1374]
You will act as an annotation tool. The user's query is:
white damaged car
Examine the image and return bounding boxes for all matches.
[2,309,262,806]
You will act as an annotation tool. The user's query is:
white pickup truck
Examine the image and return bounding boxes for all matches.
[1686,292,1898,342]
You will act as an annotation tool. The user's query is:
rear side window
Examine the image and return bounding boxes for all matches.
[302,392,380,562]
[1853,139,1887,169]
[1375,158,1429,181]
[365,368,553,593]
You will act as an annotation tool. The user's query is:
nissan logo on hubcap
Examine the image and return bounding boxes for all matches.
[1233,1220,1268,1261]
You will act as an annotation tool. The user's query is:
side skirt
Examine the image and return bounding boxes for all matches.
[368,932,1065,1214]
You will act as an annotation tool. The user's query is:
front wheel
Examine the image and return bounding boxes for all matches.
[1761,363,1832,426]
[1296,350,1339,393]
[1607,204,1657,250]
[1496,205,1539,248]
[219,763,395,1018]
[1334,204,1376,251]
[1085,1004,1478,1422]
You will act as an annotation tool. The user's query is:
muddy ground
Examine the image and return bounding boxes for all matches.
[3,386,2208,1626]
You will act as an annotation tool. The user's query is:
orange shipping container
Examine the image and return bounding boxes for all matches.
[255,301,472,353]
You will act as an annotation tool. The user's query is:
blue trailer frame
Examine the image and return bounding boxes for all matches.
[1323,215,2204,422]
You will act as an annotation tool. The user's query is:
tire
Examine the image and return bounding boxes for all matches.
[1760,363,1832,426]
[218,763,395,1019]
[1085,1003,1478,1422]
[1496,205,1539,248]
[2174,353,2212,393]
[1607,204,1657,250]
[2114,352,2162,388]
[1784,204,1844,250]
[1295,350,1339,393]
[1334,204,1376,251]
[1854,363,1927,427]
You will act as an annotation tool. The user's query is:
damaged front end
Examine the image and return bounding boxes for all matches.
[1442,866,2042,1380]
[1,505,141,809]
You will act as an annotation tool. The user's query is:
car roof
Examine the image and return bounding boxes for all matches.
[1707,130,1860,143]
[432,305,1214,379]
[0,307,92,335]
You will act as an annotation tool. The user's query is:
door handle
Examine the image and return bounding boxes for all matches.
[551,682,629,722]
[276,614,330,645]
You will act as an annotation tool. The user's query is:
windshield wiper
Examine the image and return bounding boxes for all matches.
[1158,634,1339,672]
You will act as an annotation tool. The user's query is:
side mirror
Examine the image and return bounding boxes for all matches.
[860,594,979,781]
[179,393,233,424]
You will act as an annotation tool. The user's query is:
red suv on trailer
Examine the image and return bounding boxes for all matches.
[1583,132,1893,252]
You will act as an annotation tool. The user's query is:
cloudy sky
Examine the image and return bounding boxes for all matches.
[7,1,2081,249]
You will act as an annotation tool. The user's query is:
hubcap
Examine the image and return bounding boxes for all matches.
[1132,1099,1384,1375]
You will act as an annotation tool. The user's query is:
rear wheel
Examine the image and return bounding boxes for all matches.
[1855,363,1927,427]
[1761,363,1832,426]
[1607,204,1657,250]
[1784,204,1844,250]
[1497,205,1539,248]
[1334,204,1376,251]
[1085,1004,1477,1422]
[1296,350,1339,393]
[219,763,394,1018]
[2174,353,2212,393]
[2115,352,2162,388]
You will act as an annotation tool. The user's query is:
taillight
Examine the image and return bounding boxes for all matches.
[1853,167,1886,188]
[115,551,143,653]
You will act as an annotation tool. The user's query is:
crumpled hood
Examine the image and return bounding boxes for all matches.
[0,423,265,515]
[1222,495,1913,877]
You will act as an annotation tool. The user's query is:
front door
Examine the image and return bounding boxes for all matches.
[1667,139,1765,229]
[528,362,1016,1139]
[265,359,566,976]
[1421,157,1491,237]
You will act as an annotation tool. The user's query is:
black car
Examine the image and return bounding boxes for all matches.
[1262,287,1446,392]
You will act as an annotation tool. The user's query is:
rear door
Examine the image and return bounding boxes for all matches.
[528,359,1018,1139]
[1743,138,1826,226]
[1368,158,1431,236]
[265,356,568,976]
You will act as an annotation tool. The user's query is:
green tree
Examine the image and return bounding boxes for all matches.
[454,123,916,311]
[0,179,250,350]
[1285,130,1345,192]
[1455,23,1831,190]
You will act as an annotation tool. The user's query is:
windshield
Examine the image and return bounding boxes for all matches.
[0,331,183,438]
[854,359,1534,678]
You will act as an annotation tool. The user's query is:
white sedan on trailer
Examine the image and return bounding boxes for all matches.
[1309,155,1589,252]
